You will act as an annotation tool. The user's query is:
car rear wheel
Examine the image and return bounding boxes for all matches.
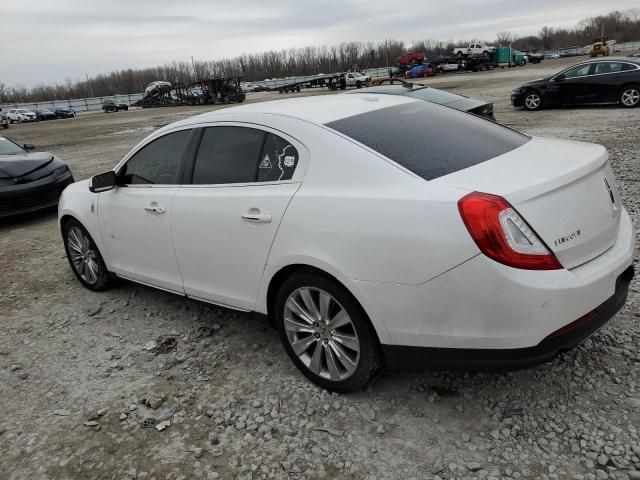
[523,91,543,111]
[63,219,113,291]
[619,86,640,108]
[275,271,382,392]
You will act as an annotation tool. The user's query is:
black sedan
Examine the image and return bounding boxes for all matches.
[52,107,76,118]
[345,84,495,120]
[35,108,57,121]
[0,137,73,219]
[512,57,640,110]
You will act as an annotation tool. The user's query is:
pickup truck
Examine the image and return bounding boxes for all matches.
[0,108,8,129]
[452,43,495,58]
[344,72,370,88]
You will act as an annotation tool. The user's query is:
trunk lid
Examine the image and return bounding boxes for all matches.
[434,137,621,269]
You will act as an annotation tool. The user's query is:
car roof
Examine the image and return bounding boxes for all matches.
[165,94,420,131]
[573,57,640,65]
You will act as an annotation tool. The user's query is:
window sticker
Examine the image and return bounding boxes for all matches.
[259,154,272,168]
[257,134,299,182]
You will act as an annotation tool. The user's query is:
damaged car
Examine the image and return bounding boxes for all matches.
[59,95,633,392]
[0,136,74,219]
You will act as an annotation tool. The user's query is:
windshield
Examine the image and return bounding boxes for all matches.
[0,137,26,155]
[326,102,529,180]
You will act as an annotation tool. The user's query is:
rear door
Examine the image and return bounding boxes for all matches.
[587,61,636,103]
[171,125,306,310]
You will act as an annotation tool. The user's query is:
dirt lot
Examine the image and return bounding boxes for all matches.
[1,57,639,480]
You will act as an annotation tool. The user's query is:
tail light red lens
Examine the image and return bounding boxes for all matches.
[458,192,563,270]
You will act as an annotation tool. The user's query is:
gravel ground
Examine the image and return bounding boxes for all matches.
[1,57,639,480]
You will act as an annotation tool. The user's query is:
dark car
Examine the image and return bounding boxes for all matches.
[35,108,57,121]
[405,63,437,78]
[512,57,640,110]
[345,84,495,120]
[103,99,129,112]
[51,107,76,118]
[0,136,74,219]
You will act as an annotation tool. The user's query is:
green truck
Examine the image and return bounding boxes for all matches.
[492,47,527,67]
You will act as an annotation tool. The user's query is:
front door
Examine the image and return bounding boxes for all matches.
[171,125,304,310]
[547,63,593,105]
[98,128,192,292]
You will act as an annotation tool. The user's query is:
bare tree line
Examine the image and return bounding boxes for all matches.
[1,9,639,104]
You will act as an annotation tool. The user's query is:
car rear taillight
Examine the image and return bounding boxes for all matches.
[458,192,563,270]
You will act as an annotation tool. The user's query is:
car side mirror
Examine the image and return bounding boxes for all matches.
[89,171,117,193]
[23,143,35,151]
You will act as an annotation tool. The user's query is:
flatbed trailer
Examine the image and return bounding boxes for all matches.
[257,73,348,94]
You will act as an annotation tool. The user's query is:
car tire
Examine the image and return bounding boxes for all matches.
[619,85,640,108]
[2,123,8,129]
[63,219,113,291]
[275,270,382,393]
[523,91,543,111]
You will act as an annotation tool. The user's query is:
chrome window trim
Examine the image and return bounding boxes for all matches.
[552,61,640,81]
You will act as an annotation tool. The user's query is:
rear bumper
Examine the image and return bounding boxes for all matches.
[348,208,635,349]
[382,265,634,370]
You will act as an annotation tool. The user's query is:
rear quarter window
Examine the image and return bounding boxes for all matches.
[325,102,529,180]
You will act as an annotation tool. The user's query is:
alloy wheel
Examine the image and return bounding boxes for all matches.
[525,93,541,110]
[283,287,360,381]
[67,226,100,285]
[621,88,640,107]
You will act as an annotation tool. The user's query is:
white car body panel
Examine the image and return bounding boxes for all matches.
[432,137,621,269]
[58,94,634,355]
[351,209,633,347]
[98,186,183,293]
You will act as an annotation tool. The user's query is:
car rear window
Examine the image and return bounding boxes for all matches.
[325,102,529,180]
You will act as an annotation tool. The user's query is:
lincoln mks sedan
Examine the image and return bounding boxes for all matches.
[58,95,634,392]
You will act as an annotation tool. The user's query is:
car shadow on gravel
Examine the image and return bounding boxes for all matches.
[0,207,58,231]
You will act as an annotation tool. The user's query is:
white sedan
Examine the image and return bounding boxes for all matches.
[7,108,37,123]
[58,95,634,392]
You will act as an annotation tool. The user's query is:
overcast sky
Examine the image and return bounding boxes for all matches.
[1,0,638,87]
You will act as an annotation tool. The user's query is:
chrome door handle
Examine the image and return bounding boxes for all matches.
[144,206,166,214]
[242,213,272,223]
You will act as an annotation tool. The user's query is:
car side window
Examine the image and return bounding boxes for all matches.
[619,63,636,71]
[192,126,265,184]
[191,126,300,184]
[562,64,592,78]
[119,129,190,185]
[257,133,299,182]
[593,62,616,74]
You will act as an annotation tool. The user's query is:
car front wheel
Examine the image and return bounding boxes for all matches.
[523,91,543,110]
[619,86,640,108]
[275,271,382,392]
[63,219,113,291]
